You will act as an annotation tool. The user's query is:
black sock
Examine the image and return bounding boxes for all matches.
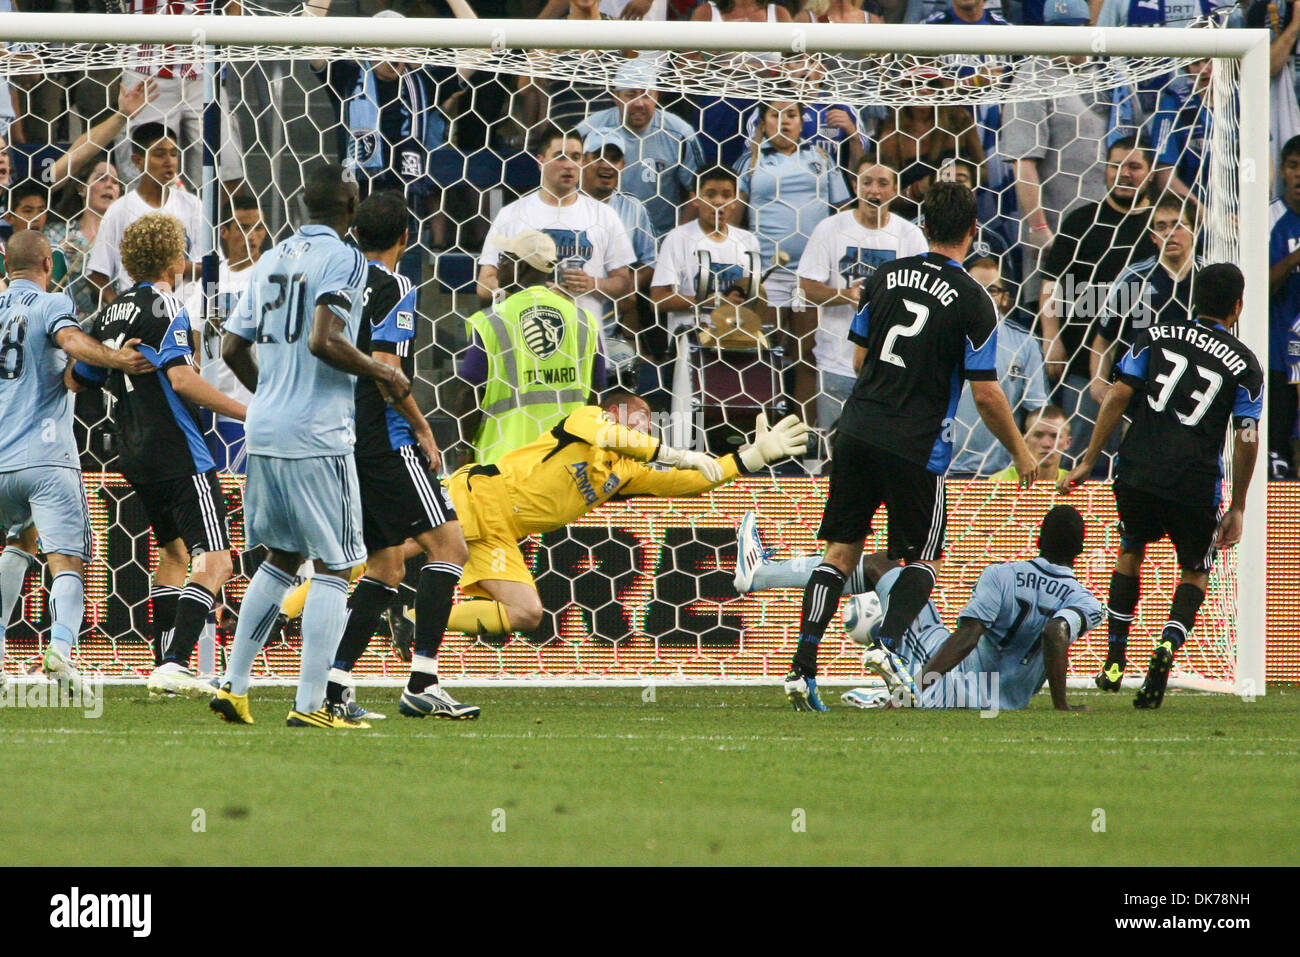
[1106,571,1140,664]
[1162,582,1205,653]
[162,583,216,667]
[792,563,847,676]
[334,577,398,671]
[414,562,462,660]
[878,563,937,649]
[150,586,180,666]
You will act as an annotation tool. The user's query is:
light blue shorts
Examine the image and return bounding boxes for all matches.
[244,454,365,571]
[0,466,92,562]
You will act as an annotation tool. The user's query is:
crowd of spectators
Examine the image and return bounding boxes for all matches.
[1,0,1297,479]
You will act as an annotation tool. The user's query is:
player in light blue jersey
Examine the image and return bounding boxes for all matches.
[213,165,412,729]
[0,231,151,693]
[736,504,1101,711]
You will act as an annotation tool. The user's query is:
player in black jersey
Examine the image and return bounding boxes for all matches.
[69,213,248,697]
[313,191,476,721]
[785,182,1040,712]
[1062,263,1264,709]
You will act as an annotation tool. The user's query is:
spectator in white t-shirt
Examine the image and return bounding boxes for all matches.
[650,166,762,340]
[477,124,634,333]
[86,122,202,307]
[199,193,265,475]
[796,157,928,431]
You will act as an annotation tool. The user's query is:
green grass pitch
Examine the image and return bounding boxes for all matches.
[3,685,1297,866]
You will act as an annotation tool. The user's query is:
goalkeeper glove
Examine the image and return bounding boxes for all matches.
[655,444,725,483]
[739,414,811,471]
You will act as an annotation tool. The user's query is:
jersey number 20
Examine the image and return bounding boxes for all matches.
[257,273,310,344]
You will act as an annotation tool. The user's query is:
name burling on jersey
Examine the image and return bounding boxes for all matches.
[885,266,959,306]
[49,887,151,937]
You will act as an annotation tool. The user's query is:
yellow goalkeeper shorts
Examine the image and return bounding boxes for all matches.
[445,468,534,598]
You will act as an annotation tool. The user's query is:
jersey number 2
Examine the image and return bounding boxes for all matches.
[880,299,929,369]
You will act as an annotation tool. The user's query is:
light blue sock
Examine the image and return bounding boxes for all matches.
[0,548,35,660]
[753,555,871,596]
[297,573,349,714]
[223,563,294,695]
[49,570,84,658]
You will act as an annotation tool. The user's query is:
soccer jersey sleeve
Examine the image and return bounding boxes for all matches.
[136,300,194,371]
[959,564,1012,627]
[1052,585,1105,642]
[649,230,687,291]
[316,244,366,319]
[41,292,79,343]
[826,160,850,205]
[369,283,416,355]
[1116,331,1153,389]
[224,281,258,343]
[1234,356,1265,428]
[963,290,999,381]
[848,280,872,344]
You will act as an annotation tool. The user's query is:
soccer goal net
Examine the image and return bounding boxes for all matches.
[0,8,1269,695]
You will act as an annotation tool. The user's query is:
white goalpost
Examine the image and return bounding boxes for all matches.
[0,12,1270,696]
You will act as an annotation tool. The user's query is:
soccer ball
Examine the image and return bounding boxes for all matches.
[842,592,884,646]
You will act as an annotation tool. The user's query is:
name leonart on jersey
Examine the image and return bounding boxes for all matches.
[1147,322,1248,377]
[885,267,959,306]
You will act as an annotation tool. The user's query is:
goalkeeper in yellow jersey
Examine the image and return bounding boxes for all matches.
[442,389,810,637]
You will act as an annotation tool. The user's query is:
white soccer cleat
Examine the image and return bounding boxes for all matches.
[733,511,771,595]
[335,685,387,721]
[841,687,892,710]
[147,662,213,699]
[398,682,481,720]
[42,645,93,701]
[862,646,919,708]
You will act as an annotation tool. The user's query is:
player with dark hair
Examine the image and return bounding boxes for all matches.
[311,190,475,721]
[1062,262,1263,709]
[838,505,1103,712]
[216,163,411,728]
[70,213,248,698]
[784,180,1040,712]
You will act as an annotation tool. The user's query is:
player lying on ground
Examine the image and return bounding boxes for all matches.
[1060,262,1262,710]
[734,505,1102,711]
[785,182,1041,713]
[431,390,809,639]
[70,212,248,700]
[0,230,153,694]
[214,164,412,730]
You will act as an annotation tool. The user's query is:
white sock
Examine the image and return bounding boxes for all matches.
[297,574,349,714]
[752,555,870,596]
[223,563,294,695]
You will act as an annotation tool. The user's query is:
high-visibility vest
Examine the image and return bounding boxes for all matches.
[466,285,599,464]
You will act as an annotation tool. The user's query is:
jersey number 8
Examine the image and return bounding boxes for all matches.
[0,316,27,380]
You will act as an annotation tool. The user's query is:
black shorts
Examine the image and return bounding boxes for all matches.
[1114,482,1220,573]
[357,445,457,552]
[818,432,946,563]
[131,470,230,556]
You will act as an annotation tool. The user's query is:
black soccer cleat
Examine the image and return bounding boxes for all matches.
[1133,641,1175,710]
[384,605,414,662]
[1094,659,1126,692]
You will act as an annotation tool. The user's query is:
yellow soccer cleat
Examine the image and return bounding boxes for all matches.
[209,682,255,724]
[285,706,370,729]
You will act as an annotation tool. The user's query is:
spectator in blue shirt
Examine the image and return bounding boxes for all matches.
[1270,134,1300,477]
[1148,58,1215,206]
[950,256,1049,475]
[734,101,851,315]
[579,81,705,238]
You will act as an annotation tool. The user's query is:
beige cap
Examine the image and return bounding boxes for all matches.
[490,229,558,272]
